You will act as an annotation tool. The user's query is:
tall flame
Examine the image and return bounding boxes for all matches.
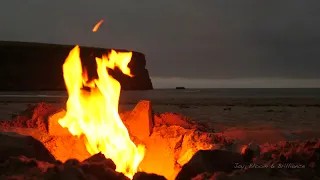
[58,45,145,179]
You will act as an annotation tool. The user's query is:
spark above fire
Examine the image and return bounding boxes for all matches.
[92,20,104,32]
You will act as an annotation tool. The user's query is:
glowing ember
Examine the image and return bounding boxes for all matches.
[58,45,145,179]
[92,20,104,32]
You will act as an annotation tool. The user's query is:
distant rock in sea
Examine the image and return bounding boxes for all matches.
[0,41,153,91]
[176,87,186,89]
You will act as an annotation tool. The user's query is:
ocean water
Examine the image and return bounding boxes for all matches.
[123,88,320,99]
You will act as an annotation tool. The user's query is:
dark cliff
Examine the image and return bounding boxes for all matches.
[0,41,153,91]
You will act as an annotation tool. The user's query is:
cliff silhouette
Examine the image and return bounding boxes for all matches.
[0,41,153,91]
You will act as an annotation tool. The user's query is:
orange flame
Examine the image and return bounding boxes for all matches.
[58,45,145,179]
[92,20,104,32]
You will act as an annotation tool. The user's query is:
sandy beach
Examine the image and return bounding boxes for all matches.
[1,92,320,131]
[1,1,320,178]
[1,90,320,179]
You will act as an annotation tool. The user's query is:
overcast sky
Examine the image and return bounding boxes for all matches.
[1,0,320,87]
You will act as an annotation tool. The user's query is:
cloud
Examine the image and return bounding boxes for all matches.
[0,0,319,80]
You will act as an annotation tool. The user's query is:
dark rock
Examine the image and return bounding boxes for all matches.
[241,148,254,163]
[133,172,167,180]
[80,164,128,180]
[190,172,213,180]
[0,156,43,176]
[175,150,244,180]
[279,154,286,162]
[0,132,56,163]
[45,165,86,180]
[80,153,128,180]
[55,160,63,165]
[210,171,228,180]
[293,168,316,180]
[65,159,80,167]
[175,87,186,89]
[0,41,153,91]
[45,157,127,180]
[304,140,317,149]
[241,142,261,163]
[81,153,116,170]
[315,148,320,176]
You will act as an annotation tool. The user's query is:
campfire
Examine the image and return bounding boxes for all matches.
[58,45,145,178]
[1,21,318,180]
[0,21,224,180]
[0,59,318,180]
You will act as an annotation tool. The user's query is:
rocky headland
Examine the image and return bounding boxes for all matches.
[0,41,153,91]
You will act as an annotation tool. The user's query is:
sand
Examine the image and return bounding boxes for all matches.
[1,96,320,179]
[1,96,320,131]
[1,96,320,148]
